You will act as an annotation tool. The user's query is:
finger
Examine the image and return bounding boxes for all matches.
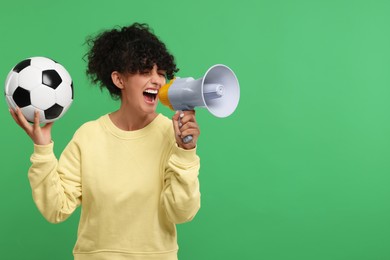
[178,121,199,132]
[172,111,182,136]
[178,111,185,127]
[42,122,54,131]
[179,112,197,126]
[33,110,41,130]
[183,110,195,117]
[180,128,200,140]
[9,108,22,127]
[172,110,180,121]
[15,107,32,131]
[183,109,195,115]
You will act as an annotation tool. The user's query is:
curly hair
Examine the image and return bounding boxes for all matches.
[85,23,179,100]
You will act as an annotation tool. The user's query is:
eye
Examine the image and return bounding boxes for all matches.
[140,70,151,75]
[158,71,166,77]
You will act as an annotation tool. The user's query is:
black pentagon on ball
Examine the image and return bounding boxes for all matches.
[13,87,31,107]
[13,59,31,73]
[44,103,64,119]
[42,70,62,89]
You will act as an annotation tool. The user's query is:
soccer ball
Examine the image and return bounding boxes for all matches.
[5,56,74,123]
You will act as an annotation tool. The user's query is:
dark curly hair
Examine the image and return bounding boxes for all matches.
[85,23,179,100]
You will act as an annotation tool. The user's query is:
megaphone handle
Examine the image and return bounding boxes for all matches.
[178,113,193,144]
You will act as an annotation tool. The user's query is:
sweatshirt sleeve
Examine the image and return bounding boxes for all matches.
[28,139,82,224]
[162,143,201,224]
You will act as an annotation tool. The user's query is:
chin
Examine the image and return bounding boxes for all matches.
[142,106,157,115]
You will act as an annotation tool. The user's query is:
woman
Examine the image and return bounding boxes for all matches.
[10,23,201,260]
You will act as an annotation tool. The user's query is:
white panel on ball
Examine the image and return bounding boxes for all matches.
[20,105,36,122]
[30,56,56,70]
[18,66,42,91]
[4,71,19,96]
[5,95,17,110]
[55,83,73,107]
[30,85,56,110]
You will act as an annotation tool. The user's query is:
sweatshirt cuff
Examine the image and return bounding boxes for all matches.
[171,143,199,165]
[33,142,55,158]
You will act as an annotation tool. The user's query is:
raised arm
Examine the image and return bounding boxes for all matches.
[10,107,81,223]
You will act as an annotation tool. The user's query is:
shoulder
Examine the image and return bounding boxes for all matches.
[155,114,174,136]
[72,115,106,140]
[156,113,172,128]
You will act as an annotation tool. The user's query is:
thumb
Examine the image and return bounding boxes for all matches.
[42,122,54,131]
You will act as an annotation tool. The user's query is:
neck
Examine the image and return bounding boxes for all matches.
[109,108,158,131]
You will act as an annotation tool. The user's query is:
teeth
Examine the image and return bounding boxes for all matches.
[144,89,158,94]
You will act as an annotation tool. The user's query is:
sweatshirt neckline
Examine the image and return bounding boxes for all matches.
[100,113,163,139]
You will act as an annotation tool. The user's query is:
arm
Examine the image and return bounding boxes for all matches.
[29,140,81,223]
[10,108,81,223]
[162,145,201,224]
[161,110,201,224]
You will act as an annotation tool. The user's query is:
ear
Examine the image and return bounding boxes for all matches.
[111,71,125,89]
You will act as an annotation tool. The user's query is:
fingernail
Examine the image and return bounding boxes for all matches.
[179,122,182,127]
[180,113,184,118]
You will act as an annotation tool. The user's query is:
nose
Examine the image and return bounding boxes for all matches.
[150,67,165,87]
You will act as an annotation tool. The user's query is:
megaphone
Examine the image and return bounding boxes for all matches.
[158,64,240,143]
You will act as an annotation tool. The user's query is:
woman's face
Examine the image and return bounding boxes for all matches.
[120,64,166,116]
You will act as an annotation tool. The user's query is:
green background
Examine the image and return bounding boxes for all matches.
[1,0,390,259]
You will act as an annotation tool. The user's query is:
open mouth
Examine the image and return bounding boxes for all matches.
[143,89,158,103]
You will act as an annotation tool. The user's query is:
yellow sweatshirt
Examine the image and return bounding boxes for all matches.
[28,114,201,260]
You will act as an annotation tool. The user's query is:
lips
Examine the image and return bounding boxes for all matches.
[143,89,158,103]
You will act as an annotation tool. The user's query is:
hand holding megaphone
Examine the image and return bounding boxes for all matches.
[158,64,240,143]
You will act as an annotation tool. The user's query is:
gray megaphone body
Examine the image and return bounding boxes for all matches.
[158,64,240,143]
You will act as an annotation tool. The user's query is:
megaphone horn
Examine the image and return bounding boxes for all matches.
[158,64,240,143]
